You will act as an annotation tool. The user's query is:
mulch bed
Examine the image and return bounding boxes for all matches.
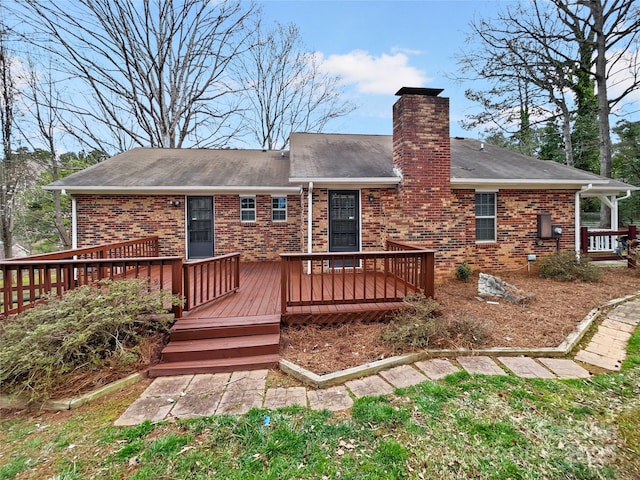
[281,268,640,374]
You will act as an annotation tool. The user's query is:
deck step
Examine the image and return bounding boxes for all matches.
[148,353,280,377]
[170,314,280,341]
[160,333,280,363]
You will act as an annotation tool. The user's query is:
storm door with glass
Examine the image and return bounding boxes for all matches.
[328,190,360,267]
[187,196,214,259]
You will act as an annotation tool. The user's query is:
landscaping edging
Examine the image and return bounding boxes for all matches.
[0,373,144,412]
[2,292,638,409]
[281,291,640,389]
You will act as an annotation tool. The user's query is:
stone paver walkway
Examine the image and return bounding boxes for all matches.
[115,296,640,426]
[575,297,640,371]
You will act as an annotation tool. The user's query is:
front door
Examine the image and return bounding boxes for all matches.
[329,190,359,267]
[187,196,214,259]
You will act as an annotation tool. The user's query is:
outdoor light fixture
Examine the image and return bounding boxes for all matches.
[368,193,374,202]
[169,200,180,207]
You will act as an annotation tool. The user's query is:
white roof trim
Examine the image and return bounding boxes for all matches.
[451,178,610,189]
[44,185,303,195]
[288,177,401,186]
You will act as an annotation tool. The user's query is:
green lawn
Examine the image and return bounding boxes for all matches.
[1,326,639,480]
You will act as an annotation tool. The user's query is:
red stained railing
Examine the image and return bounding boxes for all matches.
[183,253,240,311]
[280,243,435,315]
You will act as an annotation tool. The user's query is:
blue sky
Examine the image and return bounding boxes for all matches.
[257,0,640,141]
[257,0,514,139]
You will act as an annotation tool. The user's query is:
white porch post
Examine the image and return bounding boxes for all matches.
[576,184,593,257]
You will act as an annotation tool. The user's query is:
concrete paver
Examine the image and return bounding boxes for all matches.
[170,392,224,420]
[345,375,394,398]
[414,358,459,380]
[226,370,268,391]
[216,389,264,415]
[378,365,428,388]
[575,350,622,371]
[185,373,231,394]
[307,386,353,411]
[538,358,591,379]
[264,387,308,409]
[457,356,507,376]
[114,397,175,426]
[140,374,193,399]
[600,318,636,333]
[498,356,555,379]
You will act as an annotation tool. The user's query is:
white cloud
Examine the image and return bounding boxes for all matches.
[318,49,431,95]
[606,48,640,115]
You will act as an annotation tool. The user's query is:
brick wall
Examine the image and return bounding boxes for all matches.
[75,193,303,261]
[381,89,577,277]
[214,194,302,261]
[75,194,185,256]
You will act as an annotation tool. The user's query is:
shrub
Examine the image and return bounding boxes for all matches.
[446,316,492,347]
[0,279,182,401]
[381,293,492,350]
[538,251,602,282]
[456,261,473,282]
[380,293,446,349]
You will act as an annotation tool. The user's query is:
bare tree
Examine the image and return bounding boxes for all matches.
[456,2,584,166]
[234,21,355,150]
[0,30,33,258]
[20,60,70,248]
[456,0,640,180]
[17,0,257,152]
[552,0,640,180]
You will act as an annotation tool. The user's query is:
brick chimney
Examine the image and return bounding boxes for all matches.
[390,87,451,244]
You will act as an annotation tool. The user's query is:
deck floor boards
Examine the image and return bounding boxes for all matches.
[157,261,412,322]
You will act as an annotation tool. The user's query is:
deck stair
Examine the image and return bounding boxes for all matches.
[149,314,280,377]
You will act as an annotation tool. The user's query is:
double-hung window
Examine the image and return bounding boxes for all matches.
[272,196,287,222]
[475,192,496,242]
[240,196,256,222]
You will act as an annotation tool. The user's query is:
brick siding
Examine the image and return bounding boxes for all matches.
[75,193,302,261]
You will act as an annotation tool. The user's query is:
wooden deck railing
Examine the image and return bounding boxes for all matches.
[580,225,637,267]
[6,236,160,262]
[183,253,240,311]
[280,246,435,315]
[0,256,184,317]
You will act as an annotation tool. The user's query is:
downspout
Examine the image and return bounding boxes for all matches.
[70,193,78,250]
[576,184,593,258]
[307,182,313,254]
[307,182,313,274]
[613,190,632,231]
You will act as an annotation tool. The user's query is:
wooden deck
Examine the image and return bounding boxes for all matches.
[185,262,281,318]
[183,261,408,325]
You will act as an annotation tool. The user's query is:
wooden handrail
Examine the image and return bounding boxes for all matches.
[386,240,425,251]
[6,236,160,262]
[0,256,183,318]
[280,249,435,315]
[183,253,241,311]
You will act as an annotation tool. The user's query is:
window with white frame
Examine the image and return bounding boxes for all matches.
[240,196,256,222]
[475,192,496,242]
[272,196,287,222]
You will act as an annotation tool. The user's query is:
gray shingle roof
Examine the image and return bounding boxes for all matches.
[289,133,396,180]
[47,148,296,193]
[47,136,637,194]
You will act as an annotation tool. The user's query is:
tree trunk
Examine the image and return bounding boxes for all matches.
[591,1,613,227]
